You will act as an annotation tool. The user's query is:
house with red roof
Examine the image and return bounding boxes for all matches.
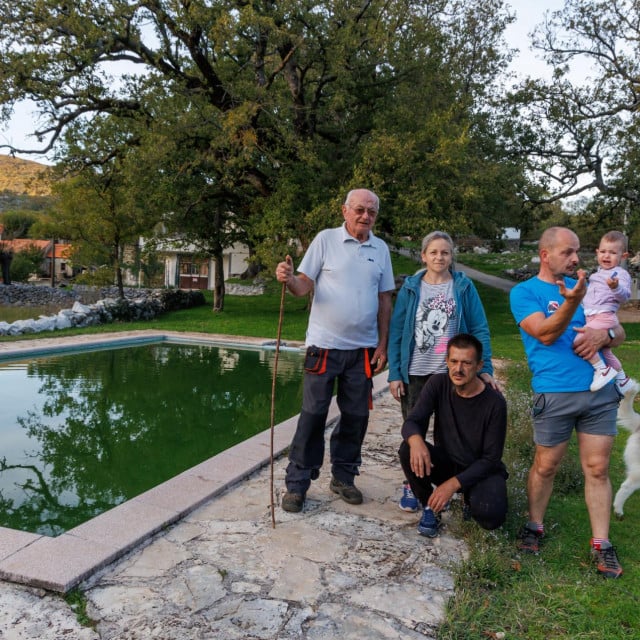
[0,236,74,282]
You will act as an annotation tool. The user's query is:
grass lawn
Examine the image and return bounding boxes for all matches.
[456,247,601,279]
[3,251,640,638]
[457,247,540,277]
[0,281,311,344]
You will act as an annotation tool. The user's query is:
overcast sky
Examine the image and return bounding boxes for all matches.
[1,0,567,164]
[504,0,567,79]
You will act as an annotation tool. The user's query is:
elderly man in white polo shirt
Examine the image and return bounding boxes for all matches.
[275,188,395,512]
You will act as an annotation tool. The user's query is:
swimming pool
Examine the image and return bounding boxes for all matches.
[0,337,304,535]
[0,331,382,592]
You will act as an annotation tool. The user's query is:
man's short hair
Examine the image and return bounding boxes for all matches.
[447,333,483,362]
[344,188,379,211]
[539,226,573,251]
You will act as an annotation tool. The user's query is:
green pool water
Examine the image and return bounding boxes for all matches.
[0,342,304,536]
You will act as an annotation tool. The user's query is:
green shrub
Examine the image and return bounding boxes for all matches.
[74,266,114,286]
[9,251,41,283]
[157,289,206,311]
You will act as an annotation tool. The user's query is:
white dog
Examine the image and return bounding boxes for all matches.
[613,379,640,519]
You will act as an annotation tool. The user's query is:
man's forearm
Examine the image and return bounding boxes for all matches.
[535,298,582,345]
[609,323,626,347]
[573,323,626,360]
[286,274,313,297]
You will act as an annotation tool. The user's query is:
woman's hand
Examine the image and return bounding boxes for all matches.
[389,380,405,402]
[480,372,503,394]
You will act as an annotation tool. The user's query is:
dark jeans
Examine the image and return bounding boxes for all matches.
[400,375,433,483]
[286,348,373,494]
[400,374,433,420]
[398,440,508,530]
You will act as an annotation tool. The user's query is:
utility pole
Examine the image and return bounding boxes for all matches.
[51,238,55,287]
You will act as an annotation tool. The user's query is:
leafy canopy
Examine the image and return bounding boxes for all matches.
[0,0,529,268]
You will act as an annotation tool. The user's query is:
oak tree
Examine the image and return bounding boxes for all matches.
[505,0,640,238]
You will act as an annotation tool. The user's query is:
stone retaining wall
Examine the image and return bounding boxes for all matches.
[0,283,80,307]
[0,285,205,337]
[0,282,265,309]
[225,282,266,296]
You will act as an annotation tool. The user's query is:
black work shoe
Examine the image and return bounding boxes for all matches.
[517,525,543,554]
[282,491,305,513]
[329,476,363,504]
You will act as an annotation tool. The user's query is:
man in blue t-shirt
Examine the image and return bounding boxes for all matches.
[510,226,625,578]
[275,189,395,513]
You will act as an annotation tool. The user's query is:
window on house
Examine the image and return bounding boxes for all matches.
[180,260,208,276]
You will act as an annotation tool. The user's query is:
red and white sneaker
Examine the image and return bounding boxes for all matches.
[590,367,617,392]
[616,376,634,394]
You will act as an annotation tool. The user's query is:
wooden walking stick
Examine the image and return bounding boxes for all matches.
[270,257,290,528]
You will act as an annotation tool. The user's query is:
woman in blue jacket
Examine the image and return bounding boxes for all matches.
[388,231,498,512]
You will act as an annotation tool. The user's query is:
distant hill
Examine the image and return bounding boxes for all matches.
[0,155,52,197]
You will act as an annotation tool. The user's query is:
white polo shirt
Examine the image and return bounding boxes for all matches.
[298,224,395,349]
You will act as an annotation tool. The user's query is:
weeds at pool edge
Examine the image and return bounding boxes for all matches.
[64,588,98,629]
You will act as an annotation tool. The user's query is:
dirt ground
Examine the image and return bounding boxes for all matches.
[619,301,640,323]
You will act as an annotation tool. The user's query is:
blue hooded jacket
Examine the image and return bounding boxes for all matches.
[387,269,494,383]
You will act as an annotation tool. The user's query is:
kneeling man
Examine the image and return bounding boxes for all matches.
[399,333,508,537]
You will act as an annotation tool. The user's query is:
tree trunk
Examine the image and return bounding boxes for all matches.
[116,265,125,299]
[114,240,125,299]
[212,252,225,312]
[0,250,12,285]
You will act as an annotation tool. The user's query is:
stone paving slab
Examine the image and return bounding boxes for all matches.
[0,330,305,359]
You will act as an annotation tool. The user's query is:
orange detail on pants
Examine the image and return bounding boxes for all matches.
[364,348,373,409]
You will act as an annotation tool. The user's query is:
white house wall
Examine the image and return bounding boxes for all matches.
[131,236,251,290]
[165,255,178,288]
[227,243,250,278]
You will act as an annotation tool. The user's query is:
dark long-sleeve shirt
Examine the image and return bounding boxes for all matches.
[401,372,508,490]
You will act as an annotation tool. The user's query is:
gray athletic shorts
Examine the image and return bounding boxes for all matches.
[531,384,620,447]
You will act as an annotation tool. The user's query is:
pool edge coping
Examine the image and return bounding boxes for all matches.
[0,330,388,593]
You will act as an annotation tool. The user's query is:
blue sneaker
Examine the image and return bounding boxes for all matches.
[399,482,419,512]
[417,507,439,537]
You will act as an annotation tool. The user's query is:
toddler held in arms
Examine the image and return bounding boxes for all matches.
[578,230,631,393]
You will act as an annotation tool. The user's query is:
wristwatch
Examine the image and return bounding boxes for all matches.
[607,328,616,343]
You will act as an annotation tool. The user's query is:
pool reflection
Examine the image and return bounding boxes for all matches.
[0,343,303,535]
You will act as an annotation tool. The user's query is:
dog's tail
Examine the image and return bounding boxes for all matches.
[617,379,640,433]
